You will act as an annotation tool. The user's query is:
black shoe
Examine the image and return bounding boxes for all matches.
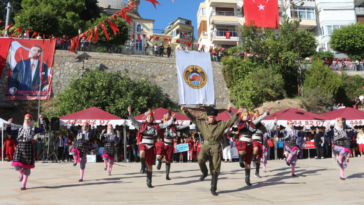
[255,163,261,178]
[146,171,154,188]
[210,173,219,196]
[292,174,297,177]
[286,160,291,167]
[20,187,26,190]
[198,163,208,181]
[239,154,245,168]
[79,179,83,182]
[19,177,23,182]
[337,160,343,168]
[340,177,345,180]
[109,174,111,176]
[245,169,252,186]
[73,163,77,167]
[166,163,171,180]
[140,158,146,174]
[157,158,162,170]
[104,168,107,171]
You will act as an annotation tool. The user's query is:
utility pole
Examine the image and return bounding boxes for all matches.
[4,2,12,36]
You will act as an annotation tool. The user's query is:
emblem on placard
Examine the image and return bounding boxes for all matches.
[183,65,207,89]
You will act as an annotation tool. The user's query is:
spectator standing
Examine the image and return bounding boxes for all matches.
[297,129,305,159]
[126,131,133,162]
[159,43,164,57]
[324,129,332,158]
[218,50,222,61]
[154,44,158,56]
[166,44,171,58]
[57,133,65,162]
[133,134,139,162]
[350,131,358,157]
[355,97,360,109]
[222,133,232,163]
[356,59,360,71]
[144,41,149,55]
[314,128,324,159]
[36,34,42,39]
[114,135,121,162]
[357,129,364,157]
[360,93,364,102]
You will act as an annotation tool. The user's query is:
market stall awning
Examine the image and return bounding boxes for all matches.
[216,108,238,121]
[262,108,328,127]
[60,107,125,128]
[321,107,364,127]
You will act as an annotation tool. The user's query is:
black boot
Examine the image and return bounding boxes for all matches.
[245,169,252,186]
[255,163,261,178]
[140,158,146,174]
[239,154,245,168]
[146,171,154,188]
[157,158,162,170]
[252,154,257,168]
[199,162,208,181]
[210,173,219,196]
[166,163,171,180]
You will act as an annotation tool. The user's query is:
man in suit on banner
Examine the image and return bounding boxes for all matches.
[8,46,49,94]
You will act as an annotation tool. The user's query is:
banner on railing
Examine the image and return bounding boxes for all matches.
[5,39,55,100]
[225,31,230,39]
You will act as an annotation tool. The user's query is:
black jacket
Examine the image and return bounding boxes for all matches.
[314,132,323,146]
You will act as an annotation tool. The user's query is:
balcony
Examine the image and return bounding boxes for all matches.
[216,11,235,16]
[356,7,364,15]
[210,13,239,25]
[210,0,237,7]
[295,19,317,29]
[211,31,239,43]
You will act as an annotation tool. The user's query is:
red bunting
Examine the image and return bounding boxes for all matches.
[155,36,159,40]
[163,38,167,41]
[149,35,153,41]
[222,48,225,51]
[14,27,22,33]
[94,25,99,43]
[132,34,135,39]
[69,39,75,51]
[25,30,31,37]
[100,22,109,41]
[106,19,119,36]
[53,37,58,45]
[31,32,38,38]
[137,34,141,42]
[176,39,180,43]
[142,34,146,38]
[196,44,199,48]
[209,46,213,52]
[86,28,93,41]
[5,24,13,31]
[43,34,45,44]
[187,42,191,47]
[75,37,80,50]
[80,31,89,39]
[168,39,171,42]
[146,0,161,9]
[111,14,117,21]
[182,32,185,39]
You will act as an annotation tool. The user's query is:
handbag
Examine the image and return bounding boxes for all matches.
[267,139,274,147]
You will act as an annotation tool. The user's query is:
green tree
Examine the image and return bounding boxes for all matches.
[239,15,317,96]
[312,50,334,60]
[303,60,342,97]
[300,87,334,114]
[336,72,364,105]
[52,69,174,118]
[329,23,364,60]
[230,68,284,109]
[15,0,101,36]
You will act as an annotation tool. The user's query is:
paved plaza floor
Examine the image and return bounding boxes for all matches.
[0,157,364,205]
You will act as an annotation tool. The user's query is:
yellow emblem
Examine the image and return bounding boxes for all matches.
[183,65,207,89]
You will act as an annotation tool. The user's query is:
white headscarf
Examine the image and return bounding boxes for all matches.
[107,125,114,135]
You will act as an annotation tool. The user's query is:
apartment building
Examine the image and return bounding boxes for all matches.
[163,18,194,48]
[197,0,359,56]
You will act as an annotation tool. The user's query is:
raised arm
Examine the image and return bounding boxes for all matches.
[34,118,45,134]
[252,112,268,125]
[229,110,241,126]
[221,112,240,130]
[6,118,19,135]
[158,116,175,129]
[69,122,78,135]
[88,123,95,138]
[175,121,190,130]
[128,106,142,129]
[182,106,203,128]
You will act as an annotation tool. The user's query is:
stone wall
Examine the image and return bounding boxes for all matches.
[0,50,230,109]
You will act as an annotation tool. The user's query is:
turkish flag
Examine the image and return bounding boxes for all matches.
[225,31,230,39]
[244,0,279,28]
[137,34,141,42]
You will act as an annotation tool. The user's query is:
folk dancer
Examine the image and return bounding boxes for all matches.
[7,114,45,190]
[69,121,95,182]
[128,107,174,188]
[182,106,243,196]
[230,108,270,186]
[156,111,190,180]
[325,118,354,180]
[279,120,306,177]
[261,128,277,172]
[3,135,16,162]
[100,124,120,176]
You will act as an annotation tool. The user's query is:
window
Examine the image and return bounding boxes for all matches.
[135,37,143,51]
[136,24,142,33]
[201,8,206,16]
[325,25,342,35]
[291,8,315,19]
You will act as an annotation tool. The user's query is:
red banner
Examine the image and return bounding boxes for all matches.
[225,31,230,39]
[6,39,56,100]
[244,0,279,28]
[302,142,315,149]
[0,38,12,78]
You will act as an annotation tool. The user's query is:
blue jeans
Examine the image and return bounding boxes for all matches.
[297,143,303,158]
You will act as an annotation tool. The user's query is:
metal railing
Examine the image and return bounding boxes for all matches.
[153,29,165,34]
[55,43,176,57]
[215,11,235,16]
[213,31,239,37]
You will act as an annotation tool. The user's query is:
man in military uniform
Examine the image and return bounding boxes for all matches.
[181,105,243,196]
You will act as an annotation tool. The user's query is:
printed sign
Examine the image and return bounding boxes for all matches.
[174,143,189,153]
[302,141,315,149]
[87,155,96,163]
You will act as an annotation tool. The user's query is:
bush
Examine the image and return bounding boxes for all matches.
[300,87,334,113]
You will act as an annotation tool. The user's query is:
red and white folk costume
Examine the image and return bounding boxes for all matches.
[156,111,189,180]
[7,114,45,190]
[128,109,174,188]
[100,124,120,176]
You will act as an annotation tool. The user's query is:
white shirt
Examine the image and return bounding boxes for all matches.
[357,133,364,144]
[359,95,364,101]
[154,45,158,51]
[30,59,38,82]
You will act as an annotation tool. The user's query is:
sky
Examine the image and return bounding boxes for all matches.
[124,0,205,38]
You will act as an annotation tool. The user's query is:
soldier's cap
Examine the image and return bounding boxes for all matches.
[206,108,218,116]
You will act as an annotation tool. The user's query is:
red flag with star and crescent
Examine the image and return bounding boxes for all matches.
[244,0,279,28]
